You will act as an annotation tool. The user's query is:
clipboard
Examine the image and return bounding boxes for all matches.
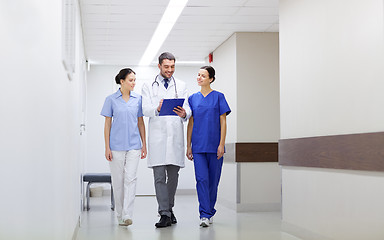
[159,98,185,116]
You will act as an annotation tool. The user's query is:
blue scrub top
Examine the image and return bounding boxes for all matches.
[188,90,231,153]
[101,89,144,151]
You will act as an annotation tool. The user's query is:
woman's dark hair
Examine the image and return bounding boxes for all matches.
[158,52,176,65]
[115,68,135,85]
[200,66,216,83]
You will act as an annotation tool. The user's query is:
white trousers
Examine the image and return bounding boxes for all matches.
[110,150,141,221]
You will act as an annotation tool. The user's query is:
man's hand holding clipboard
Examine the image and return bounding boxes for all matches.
[157,98,186,117]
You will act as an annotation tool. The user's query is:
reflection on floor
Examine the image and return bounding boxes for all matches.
[76,194,302,240]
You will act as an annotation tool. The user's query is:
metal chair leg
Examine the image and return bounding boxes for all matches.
[86,182,91,211]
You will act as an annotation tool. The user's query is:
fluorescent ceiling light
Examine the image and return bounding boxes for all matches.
[139,0,188,66]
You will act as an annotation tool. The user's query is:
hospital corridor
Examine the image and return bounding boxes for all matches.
[76,195,301,240]
[1,0,384,240]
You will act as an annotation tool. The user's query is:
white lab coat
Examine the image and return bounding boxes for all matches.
[141,77,192,168]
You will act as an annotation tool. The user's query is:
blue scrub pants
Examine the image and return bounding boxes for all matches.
[193,153,223,219]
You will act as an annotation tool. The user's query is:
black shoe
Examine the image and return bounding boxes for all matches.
[155,215,171,228]
[170,212,177,224]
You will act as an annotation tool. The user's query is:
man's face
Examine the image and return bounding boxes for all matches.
[158,59,175,79]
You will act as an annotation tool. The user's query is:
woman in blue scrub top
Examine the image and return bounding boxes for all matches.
[186,66,231,227]
[101,68,147,227]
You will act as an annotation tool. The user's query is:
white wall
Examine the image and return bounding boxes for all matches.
[239,163,281,211]
[86,64,200,194]
[211,34,239,209]
[0,0,85,239]
[280,0,384,139]
[211,34,238,144]
[280,0,384,239]
[236,33,281,211]
[237,32,280,142]
[213,33,281,211]
[283,167,384,240]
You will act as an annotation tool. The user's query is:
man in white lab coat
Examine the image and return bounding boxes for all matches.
[141,52,191,228]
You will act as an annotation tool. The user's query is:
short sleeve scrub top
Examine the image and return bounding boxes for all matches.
[188,90,231,154]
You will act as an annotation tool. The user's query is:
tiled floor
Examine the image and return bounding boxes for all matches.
[76,194,302,240]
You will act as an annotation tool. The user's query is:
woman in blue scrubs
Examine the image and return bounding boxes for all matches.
[186,66,231,227]
[101,68,147,227]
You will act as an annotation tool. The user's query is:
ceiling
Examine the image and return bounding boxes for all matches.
[79,0,279,66]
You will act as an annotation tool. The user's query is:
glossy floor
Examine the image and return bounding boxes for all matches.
[76,195,302,240]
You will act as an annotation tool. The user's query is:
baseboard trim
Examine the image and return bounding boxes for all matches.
[218,198,281,212]
[236,202,281,212]
[282,221,333,240]
[72,216,80,240]
[217,198,237,211]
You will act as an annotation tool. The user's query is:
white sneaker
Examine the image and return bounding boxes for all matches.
[209,217,213,224]
[200,218,209,227]
[119,218,132,226]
